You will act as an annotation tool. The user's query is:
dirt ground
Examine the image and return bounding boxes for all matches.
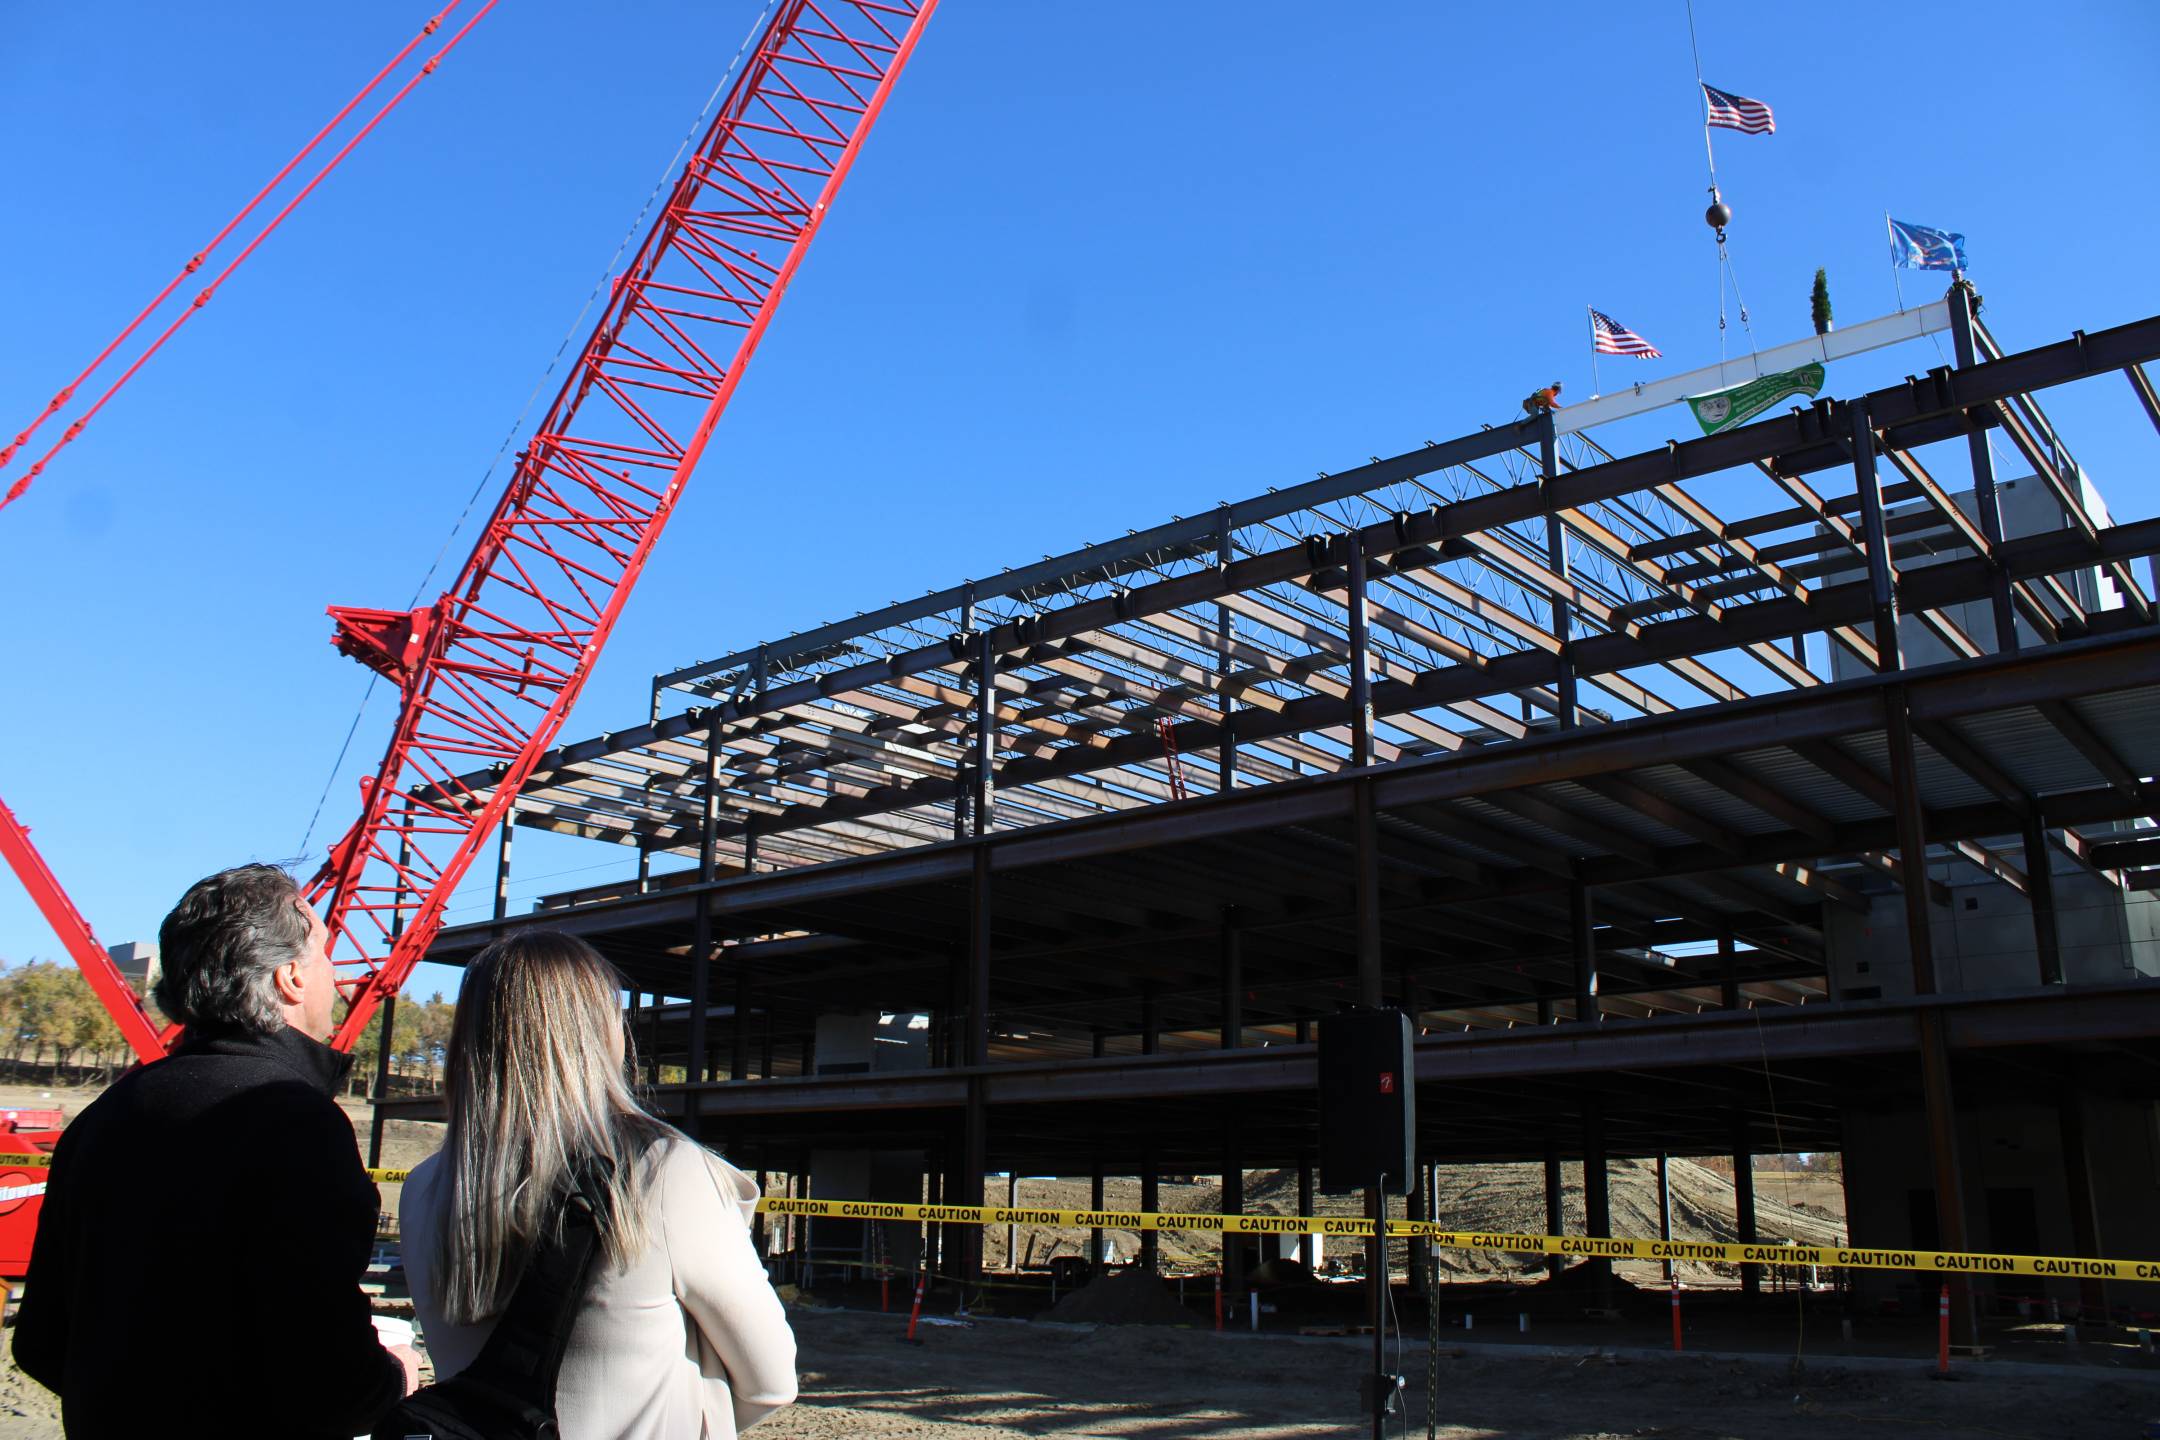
[5,1301,2151,1440]
[768,1307,2154,1440]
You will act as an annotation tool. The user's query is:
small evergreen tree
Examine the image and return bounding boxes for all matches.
[1811,268,1833,335]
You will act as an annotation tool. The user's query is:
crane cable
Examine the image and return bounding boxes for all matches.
[293,0,783,859]
[0,1,495,513]
[1683,0,1756,365]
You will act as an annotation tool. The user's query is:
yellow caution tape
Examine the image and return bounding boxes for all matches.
[0,1153,52,1169]
[369,1167,413,1183]
[736,1196,2160,1281]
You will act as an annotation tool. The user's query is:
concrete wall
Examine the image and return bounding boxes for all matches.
[1826,872,2159,999]
[1843,1093,2160,1312]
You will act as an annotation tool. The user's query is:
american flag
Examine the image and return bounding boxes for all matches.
[1702,82,1774,135]
[1590,309,1661,359]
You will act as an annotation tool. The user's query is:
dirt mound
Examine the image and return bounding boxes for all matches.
[1039,1267,1199,1327]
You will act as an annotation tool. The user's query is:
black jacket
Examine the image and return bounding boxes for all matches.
[14,1023,406,1439]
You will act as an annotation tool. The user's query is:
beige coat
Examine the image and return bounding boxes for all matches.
[401,1138,797,1440]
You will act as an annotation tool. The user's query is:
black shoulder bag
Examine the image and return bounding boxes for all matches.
[375,1161,611,1440]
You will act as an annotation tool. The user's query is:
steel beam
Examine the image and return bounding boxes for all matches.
[1948,283,2019,650]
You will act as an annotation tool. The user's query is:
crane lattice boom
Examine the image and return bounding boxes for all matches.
[314,0,937,1049]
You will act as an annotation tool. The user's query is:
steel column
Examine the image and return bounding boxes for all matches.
[2022,814,2064,986]
[1718,925,1741,1010]
[960,1083,986,1290]
[1733,1115,1760,1299]
[1222,1119,1246,1295]
[1347,535,1374,766]
[1656,1153,1673,1284]
[1582,1090,1612,1309]
[1543,1134,1564,1283]
[1884,690,1941,994]
[2057,1087,2109,1318]
[492,808,515,929]
[1090,1160,1106,1264]
[1354,781,1382,1007]
[1918,1012,1978,1347]
[1297,1154,1316,1269]
[966,846,991,1068]
[972,633,996,837]
[1140,1148,1160,1272]
[1217,509,1238,792]
[1948,282,2019,651]
[1570,883,1599,1023]
[366,991,397,1169]
[1221,909,1242,1050]
[731,971,750,1082]
[687,727,721,1102]
[369,839,412,1167]
[1850,397,1902,670]
[1541,420,1579,727]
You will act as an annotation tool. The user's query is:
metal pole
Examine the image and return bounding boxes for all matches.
[1369,1177,1387,1440]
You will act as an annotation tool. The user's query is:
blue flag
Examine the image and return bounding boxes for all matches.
[1888,217,1968,271]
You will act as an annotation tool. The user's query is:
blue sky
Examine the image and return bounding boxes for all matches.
[2,1,2156,1003]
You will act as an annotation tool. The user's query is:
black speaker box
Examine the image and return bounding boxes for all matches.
[1317,1008,1415,1194]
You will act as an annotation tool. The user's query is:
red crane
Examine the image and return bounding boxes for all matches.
[5,0,939,1054]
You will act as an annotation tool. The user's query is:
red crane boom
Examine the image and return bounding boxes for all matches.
[312,0,937,1048]
[0,798,172,1064]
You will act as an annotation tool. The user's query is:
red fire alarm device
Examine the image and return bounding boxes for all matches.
[1378,1072,1396,1094]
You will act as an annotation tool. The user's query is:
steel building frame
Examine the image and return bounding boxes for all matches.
[403,288,2160,1325]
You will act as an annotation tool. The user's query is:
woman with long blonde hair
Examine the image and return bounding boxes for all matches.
[400,930,796,1439]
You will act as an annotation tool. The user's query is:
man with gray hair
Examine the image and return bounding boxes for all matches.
[14,863,422,1438]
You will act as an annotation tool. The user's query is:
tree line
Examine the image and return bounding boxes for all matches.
[0,959,459,1096]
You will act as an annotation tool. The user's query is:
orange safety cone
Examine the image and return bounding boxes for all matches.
[905,1269,928,1342]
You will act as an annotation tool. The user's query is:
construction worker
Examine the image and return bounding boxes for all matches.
[1522,381,1563,419]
